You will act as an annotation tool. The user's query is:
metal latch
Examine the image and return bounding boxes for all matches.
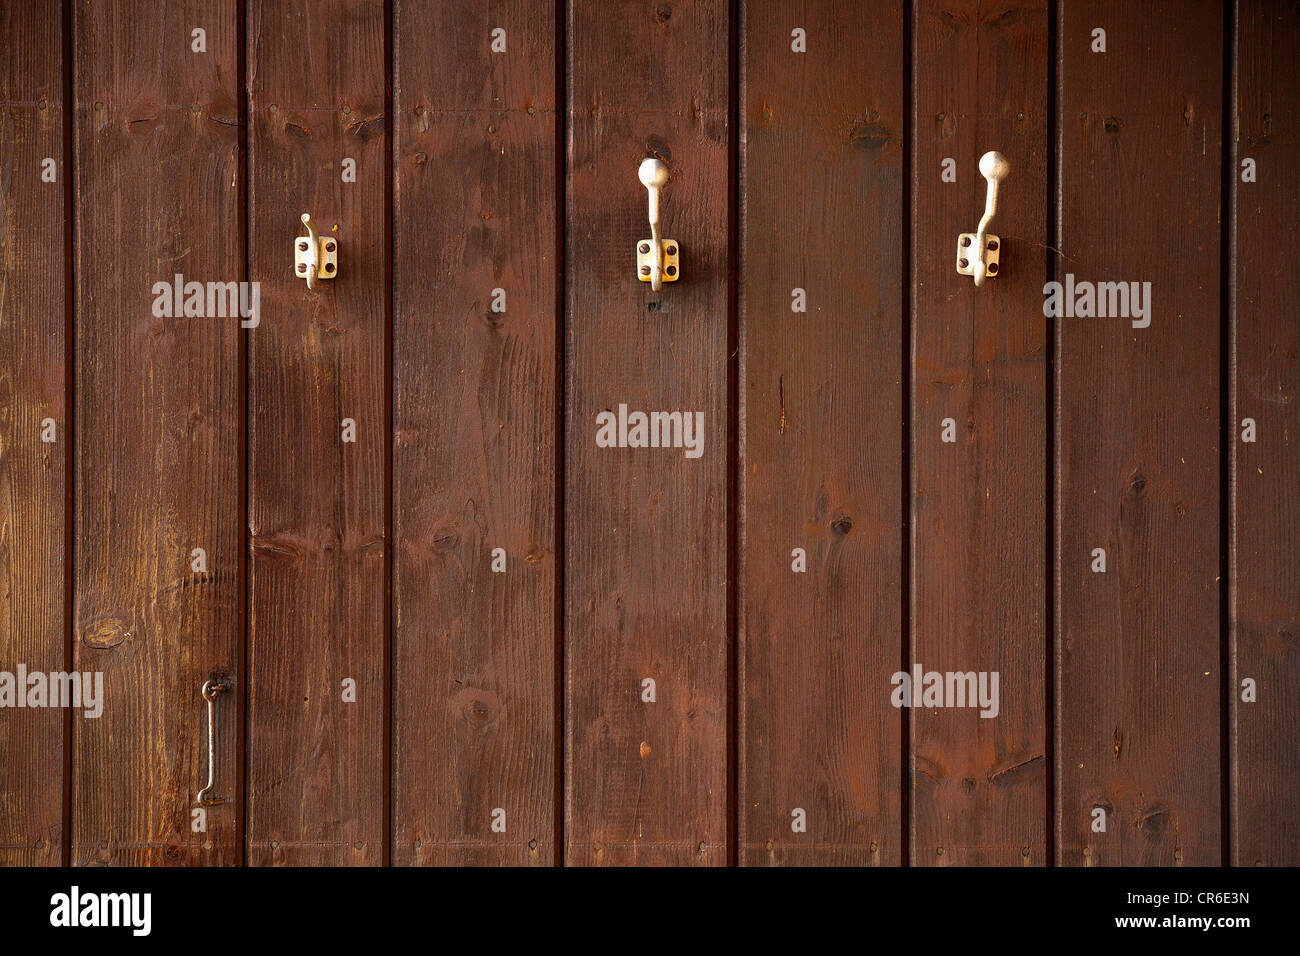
[197,677,229,806]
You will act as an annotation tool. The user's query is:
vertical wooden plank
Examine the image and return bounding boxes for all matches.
[0,0,66,866]
[1056,0,1222,866]
[246,0,386,865]
[1230,0,1300,867]
[72,0,242,865]
[391,2,557,866]
[909,0,1049,865]
[565,0,729,865]
[738,1,904,866]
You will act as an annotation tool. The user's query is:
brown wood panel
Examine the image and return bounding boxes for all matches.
[0,0,67,866]
[737,0,904,867]
[391,1,557,866]
[1230,0,1300,867]
[72,0,242,865]
[565,0,730,865]
[1056,0,1223,866]
[246,0,386,865]
[910,0,1049,866]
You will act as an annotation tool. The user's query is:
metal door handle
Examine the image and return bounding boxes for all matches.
[636,158,679,291]
[956,151,1009,287]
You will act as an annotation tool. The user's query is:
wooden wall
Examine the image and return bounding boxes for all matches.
[0,0,1295,867]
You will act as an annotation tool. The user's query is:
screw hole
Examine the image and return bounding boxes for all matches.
[324,263,335,274]
[987,263,998,275]
[666,245,677,255]
[297,264,306,273]
[665,265,677,277]
[987,239,998,251]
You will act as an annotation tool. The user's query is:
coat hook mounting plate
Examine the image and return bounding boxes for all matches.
[956,230,1000,281]
[637,238,680,286]
[295,213,338,290]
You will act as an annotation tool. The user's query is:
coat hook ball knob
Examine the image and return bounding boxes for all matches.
[638,157,670,190]
[979,150,1010,183]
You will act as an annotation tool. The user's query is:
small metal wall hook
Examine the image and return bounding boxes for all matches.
[636,158,679,291]
[197,677,229,806]
[956,151,1009,287]
[295,213,338,290]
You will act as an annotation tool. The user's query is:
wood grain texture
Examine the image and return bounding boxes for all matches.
[1056,0,1222,866]
[391,0,557,866]
[72,0,242,865]
[565,0,730,865]
[738,0,904,867]
[246,0,386,866]
[910,0,1049,867]
[0,0,66,866]
[1230,0,1300,867]
[5,3,1295,871]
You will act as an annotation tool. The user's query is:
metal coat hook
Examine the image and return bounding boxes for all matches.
[637,158,679,291]
[956,151,1009,287]
[197,677,229,806]
[295,213,338,290]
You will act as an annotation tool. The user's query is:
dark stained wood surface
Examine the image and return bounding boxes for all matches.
[391,0,558,866]
[0,0,67,866]
[910,0,1049,867]
[0,0,1295,870]
[1230,0,1300,868]
[72,0,242,865]
[1056,0,1223,866]
[245,0,387,865]
[564,0,731,865]
[738,0,904,867]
